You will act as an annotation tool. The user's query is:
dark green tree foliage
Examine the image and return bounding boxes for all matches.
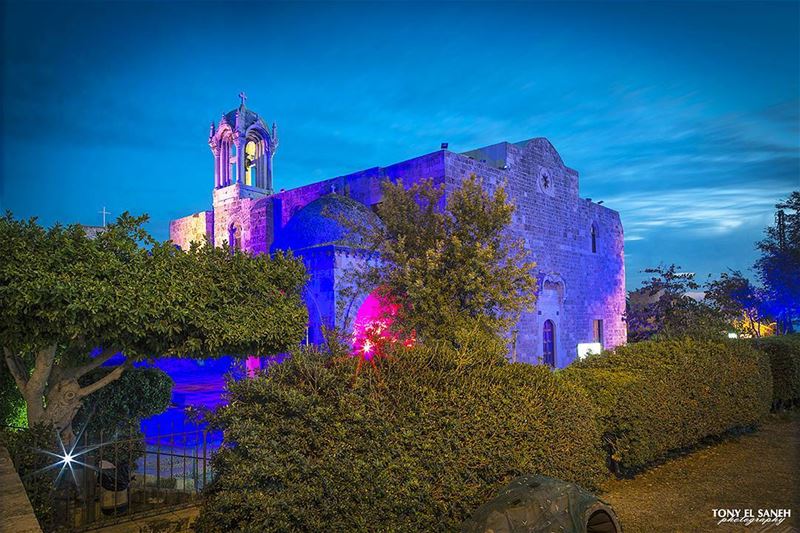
[0,424,58,526]
[73,366,173,439]
[562,339,772,475]
[196,341,605,532]
[0,212,308,442]
[755,191,799,334]
[0,358,25,426]
[626,264,728,342]
[341,176,537,350]
[705,270,770,337]
[752,335,800,409]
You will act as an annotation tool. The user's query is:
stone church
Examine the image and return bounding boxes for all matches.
[170,98,626,367]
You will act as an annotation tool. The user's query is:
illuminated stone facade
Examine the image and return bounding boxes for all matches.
[171,100,626,367]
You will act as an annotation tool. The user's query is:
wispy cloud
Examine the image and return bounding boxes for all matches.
[607,186,788,240]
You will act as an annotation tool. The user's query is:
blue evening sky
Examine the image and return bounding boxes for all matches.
[1,1,798,290]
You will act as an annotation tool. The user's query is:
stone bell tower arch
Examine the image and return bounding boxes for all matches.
[207,94,279,254]
[208,92,279,193]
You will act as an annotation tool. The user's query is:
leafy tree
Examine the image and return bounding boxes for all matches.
[705,270,771,337]
[626,264,727,342]
[755,191,799,335]
[340,175,537,350]
[0,212,308,443]
[73,366,173,439]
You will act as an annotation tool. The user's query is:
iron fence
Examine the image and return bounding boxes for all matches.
[5,424,222,532]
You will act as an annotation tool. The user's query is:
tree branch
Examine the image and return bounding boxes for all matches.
[67,347,121,380]
[26,345,57,399]
[3,347,29,392]
[77,361,131,398]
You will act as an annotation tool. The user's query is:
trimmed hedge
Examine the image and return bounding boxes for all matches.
[561,339,772,475]
[196,344,606,532]
[752,335,800,409]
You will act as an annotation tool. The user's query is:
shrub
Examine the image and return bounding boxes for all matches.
[752,335,800,409]
[0,424,58,529]
[196,343,606,532]
[74,366,173,439]
[561,338,772,475]
[0,358,25,426]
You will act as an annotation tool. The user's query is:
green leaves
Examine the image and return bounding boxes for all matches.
[197,342,605,532]
[347,175,537,349]
[0,211,308,360]
[626,264,729,342]
[562,338,772,474]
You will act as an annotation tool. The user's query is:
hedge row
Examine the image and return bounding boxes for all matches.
[197,342,607,532]
[561,339,772,475]
[752,335,800,409]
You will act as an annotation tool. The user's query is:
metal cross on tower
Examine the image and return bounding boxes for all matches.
[99,207,111,227]
[239,91,247,106]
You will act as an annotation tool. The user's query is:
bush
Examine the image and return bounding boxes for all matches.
[561,339,772,475]
[0,424,58,529]
[74,366,173,439]
[752,335,800,409]
[0,359,25,426]
[196,343,606,532]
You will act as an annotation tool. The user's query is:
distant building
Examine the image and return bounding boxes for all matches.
[81,225,106,239]
[171,98,626,367]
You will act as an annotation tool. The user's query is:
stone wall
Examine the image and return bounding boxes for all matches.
[210,184,273,255]
[0,447,41,533]
[298,245,337,345]
[271,151,447,231]
[169,210,214,249]
[443,140,626,366]
[289,140,626,366]
[169,136,625,367]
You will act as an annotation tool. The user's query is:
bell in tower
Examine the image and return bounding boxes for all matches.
[208,93,279,193]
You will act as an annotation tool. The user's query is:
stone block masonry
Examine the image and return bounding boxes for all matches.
[170,101,625,367]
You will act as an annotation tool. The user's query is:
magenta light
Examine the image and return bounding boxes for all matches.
[351,291,400,360]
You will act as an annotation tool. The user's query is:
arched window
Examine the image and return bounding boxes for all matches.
[591,224,597,253]
[230,143,238,184]
[245,127,271,190]
[228,225,239,252]
[542,319,555,367]
[244,140,257,186]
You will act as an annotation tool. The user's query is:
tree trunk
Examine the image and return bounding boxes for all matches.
[5,345,128,446]
[43,379,85,445]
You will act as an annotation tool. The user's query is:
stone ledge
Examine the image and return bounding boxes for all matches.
[0,446,42,533]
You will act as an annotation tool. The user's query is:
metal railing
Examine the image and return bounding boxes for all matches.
[51,427,221,531]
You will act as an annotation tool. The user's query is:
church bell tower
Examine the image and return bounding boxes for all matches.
[208,93,278,194]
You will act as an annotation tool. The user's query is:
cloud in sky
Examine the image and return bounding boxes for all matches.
[1,1,797,291]
[611,186,784,239]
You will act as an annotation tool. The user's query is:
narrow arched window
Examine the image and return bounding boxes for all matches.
[591,224,597,253]
[543,320,555,367]
[230,142,238,184]
[229,225,239,252]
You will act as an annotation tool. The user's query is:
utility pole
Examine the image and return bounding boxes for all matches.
[774,208,790,334]
[776,209,786,251]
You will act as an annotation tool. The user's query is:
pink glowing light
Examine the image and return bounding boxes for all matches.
[351,291,411,360]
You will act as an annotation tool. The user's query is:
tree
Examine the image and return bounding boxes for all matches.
[73,366,173,439]
[755,191,799,335]
[705,270,771,337]
[340,175,537,350]
[626,264,727,342]
[0,212,308,443]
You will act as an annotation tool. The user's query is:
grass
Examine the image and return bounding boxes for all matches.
[600,412,800,532]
